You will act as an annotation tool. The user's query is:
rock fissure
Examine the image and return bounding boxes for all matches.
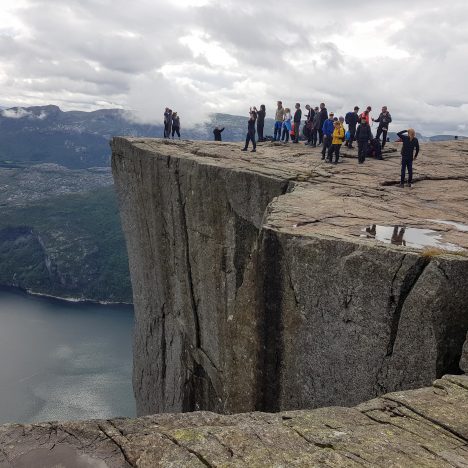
[161,432,213,467]
[97,423,134,467]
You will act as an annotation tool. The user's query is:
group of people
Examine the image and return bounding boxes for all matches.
[163,108,181,139]
[241,101,419,186]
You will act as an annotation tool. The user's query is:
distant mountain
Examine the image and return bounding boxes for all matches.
[0,105,258,169]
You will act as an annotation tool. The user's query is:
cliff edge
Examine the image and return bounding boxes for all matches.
[111,137,468,415]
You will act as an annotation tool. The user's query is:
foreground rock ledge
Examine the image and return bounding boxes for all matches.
[111,138,468,415]
[1,376,467,467]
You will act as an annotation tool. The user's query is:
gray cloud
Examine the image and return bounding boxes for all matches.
[0,0,467,134]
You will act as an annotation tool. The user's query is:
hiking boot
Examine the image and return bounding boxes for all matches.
[251,149,256,152]
[399,183,404,188]
[407,183,412,187]
[241,148,247,152]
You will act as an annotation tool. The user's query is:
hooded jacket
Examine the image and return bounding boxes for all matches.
[322,118,334,137]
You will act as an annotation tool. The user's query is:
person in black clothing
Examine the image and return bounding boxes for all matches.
[213,126,224,141]
[355,118,373,164]
[318,102,328,145]
[397,129,419,187]
[304,104,315,145]
[345,106,359,148]
[293,103,302,143]
[257,104,266,141]
[241,109,257,152]
[373,106,392,148]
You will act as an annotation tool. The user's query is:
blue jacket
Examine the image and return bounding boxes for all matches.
[322,119,334,136]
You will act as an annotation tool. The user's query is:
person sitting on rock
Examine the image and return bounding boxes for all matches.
[213,126,224,141]
[355,117,373,164]
[397,128,420,187]
[327,120,345,164]
[241,109,257,153]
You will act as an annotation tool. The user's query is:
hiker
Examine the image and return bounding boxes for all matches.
[355,117,373,164]
[360,106,372,125]
[241,108,257,152]
[321,112,335,159]
[373,106,392,148]
[163,108,172,138]
[368,138,383,159]
[318,103,328,145]
[281,107,292,143]
[213,126,225,141]
[345,106,360,148]
[311,107,321,147]
[257,104,266,141]
[171,112,180,139]
[304,104,314,145]
[327,120,345,164]
[293,103,302,143]
[397,129,420,187]
[274,101,285,141]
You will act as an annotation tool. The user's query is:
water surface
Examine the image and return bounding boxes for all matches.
[0,288,135,424]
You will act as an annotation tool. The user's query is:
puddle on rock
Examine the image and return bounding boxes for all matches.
[427,219,468,232]
[361,224,463,251]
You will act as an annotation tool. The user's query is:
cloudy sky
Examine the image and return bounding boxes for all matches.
[0,0,467,134]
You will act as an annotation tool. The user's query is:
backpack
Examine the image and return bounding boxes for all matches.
[345,130,351,141]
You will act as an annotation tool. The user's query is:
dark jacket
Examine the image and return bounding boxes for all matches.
[375,112,392,128]
[294,108,302,123]
[345,111,359,129]
[247,118,256,133]
[257,109,266,125]
[307,108,315,121]
[397,130,420,159]
[319,108,328,126]
[172,116,180,128]
[355,123,373,142]
[213,127,224,141]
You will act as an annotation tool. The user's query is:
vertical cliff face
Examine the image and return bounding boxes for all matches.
[112,137,468,415]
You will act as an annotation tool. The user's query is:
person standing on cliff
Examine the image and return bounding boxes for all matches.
[274,101,285,141]
[311,106,321,147]
[257,104,266,142]
[373,106,392,149]
[397,128,420,187]
[345,106,360,148]
[171,112,181,139]
[213,126,225,141]
[355,117,373,164]
[163,107,172,138]
[318,102,328,145]
[327,120,345,164]
[321,112,334,159]
[293,103,302,144]
[241,108,257,152]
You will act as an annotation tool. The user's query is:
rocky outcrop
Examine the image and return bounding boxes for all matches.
[111,138,468,415]
[1,375,468,467]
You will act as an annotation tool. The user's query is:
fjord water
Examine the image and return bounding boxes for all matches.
[0,288,135,424]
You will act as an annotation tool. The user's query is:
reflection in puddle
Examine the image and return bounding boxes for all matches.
[428,219,468,232]
[362,224,463,251]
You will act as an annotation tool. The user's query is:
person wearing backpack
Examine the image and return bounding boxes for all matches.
[345,106,360,148]
[327,120,345,164]
[397,129,420,187]
[355,117,373,164]
[373,106,392,149]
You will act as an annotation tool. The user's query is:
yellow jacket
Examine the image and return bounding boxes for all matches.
[331,125,345,145]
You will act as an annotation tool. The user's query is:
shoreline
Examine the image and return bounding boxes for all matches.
[0,284,133,308]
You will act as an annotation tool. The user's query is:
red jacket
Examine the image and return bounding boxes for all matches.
[360,112,370,124]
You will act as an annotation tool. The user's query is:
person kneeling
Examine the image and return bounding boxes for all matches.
[327,121,345,164]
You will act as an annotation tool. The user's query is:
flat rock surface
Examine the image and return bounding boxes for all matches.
[1,375,467,467]
[123,138,468,251]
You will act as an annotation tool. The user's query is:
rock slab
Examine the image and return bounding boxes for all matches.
[111,138,468,415]
[1,375,468,467]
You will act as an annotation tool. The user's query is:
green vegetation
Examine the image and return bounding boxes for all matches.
[0,187,132,303]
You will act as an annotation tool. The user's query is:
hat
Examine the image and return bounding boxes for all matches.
[329,112,334,116]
